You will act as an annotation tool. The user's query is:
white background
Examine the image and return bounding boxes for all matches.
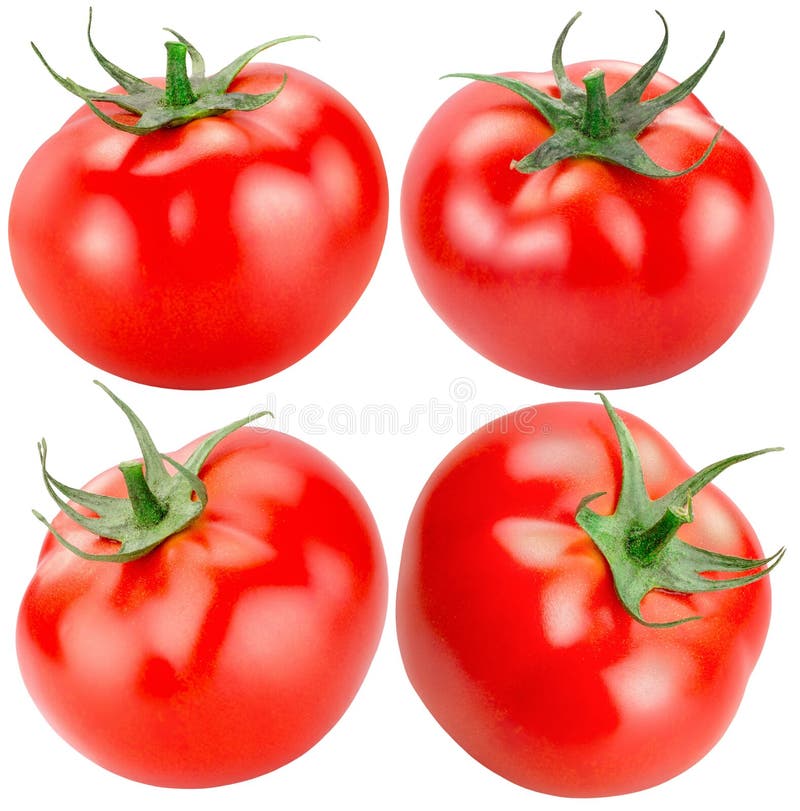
[1,0,797,807]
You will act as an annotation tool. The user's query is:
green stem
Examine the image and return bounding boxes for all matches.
[626,502,692,566]
[163,41,197,108]
[581,68,614,139]
[119,461,167,527]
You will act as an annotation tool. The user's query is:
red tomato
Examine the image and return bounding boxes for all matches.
[401,28,772,388]
[17,401,387,787]
[9,59,388,389]
[396,399,780,797]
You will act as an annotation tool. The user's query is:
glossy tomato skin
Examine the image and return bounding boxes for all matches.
[401,62,773,389]
[396,402,772,797]
[9,64,388,389]
[17,427,387,788]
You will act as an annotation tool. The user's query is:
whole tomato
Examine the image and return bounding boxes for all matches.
[9,18,388,389]
[17,384,387,788]
[401,13,772,389]
[396,395,783,797]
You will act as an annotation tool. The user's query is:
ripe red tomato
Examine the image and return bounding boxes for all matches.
[17,388,387,787]
[396,397,781,797]
[401,16,772,389]
[9,31,388,389]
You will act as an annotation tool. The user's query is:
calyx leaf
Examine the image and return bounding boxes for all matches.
[33,381,271,562]
[575,394,784,627]
[445,11,725,177]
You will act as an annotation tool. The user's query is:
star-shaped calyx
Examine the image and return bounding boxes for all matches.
[34,382,270,563]
[32,8,315,134]
[445,11,725,177]
[575,395,784,627]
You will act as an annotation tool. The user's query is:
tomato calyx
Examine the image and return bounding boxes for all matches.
[444,11,725,177]
[31,8,316,135]
[575,395,785,627]
[32,381,271,562]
